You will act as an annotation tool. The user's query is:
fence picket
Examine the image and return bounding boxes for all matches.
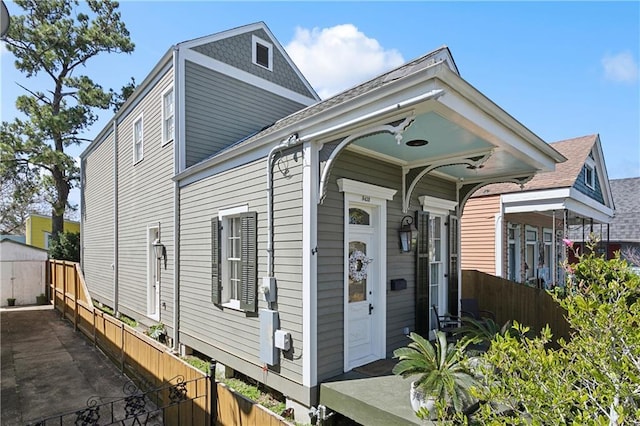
[45,260,292,426]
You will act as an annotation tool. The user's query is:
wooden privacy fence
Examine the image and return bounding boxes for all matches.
[46,259,292,426]
[462,269,572,342]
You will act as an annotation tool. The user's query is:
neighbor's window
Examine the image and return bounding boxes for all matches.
[252,35,273,71]
[211,206,258,312]
[162,88,174,145]
[585,164,595,189]
[133,116,143,163]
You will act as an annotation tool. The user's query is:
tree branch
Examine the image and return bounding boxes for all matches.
[16,82,51,105]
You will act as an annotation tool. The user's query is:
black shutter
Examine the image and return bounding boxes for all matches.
[211,217,221,304]
[415,211,430,335]
[240,211,258,312]
[448,215,459,315]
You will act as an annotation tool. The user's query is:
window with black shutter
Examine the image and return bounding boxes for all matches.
[211,210,258,312]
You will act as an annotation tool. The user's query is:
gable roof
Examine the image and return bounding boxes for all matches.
[473,134,601,196]
[177,46,476,177]
[609,177,640,242]
[82,22,319,160]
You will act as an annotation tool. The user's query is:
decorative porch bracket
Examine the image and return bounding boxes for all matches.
[457,173,535,215]
[402,151,493,213]
[317,114,416,204]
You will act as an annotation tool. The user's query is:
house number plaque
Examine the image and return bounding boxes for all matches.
[361,195,370,202]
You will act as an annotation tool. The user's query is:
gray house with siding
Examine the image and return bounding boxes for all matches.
[81,22,565,423]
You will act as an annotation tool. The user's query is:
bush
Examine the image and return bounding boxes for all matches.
[49,231,80,262]
[472,239,640,424]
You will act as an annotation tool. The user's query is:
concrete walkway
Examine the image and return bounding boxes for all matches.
[1,305,131,425]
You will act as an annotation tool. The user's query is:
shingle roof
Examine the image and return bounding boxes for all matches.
[200,46,454,161]
[609,177,640,242]
[473,134,598,197]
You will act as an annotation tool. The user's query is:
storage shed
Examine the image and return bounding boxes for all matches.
[0,239,48,306]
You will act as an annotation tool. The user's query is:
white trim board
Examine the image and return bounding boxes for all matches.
[181,49,317,107]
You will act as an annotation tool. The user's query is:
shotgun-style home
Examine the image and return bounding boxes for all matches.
[461,134,614,288]
[80,22,565,422]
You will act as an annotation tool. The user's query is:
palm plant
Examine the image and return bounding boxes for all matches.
[392,331,478,414]
[455,317,520,348]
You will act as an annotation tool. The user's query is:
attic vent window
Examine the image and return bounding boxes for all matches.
[584,157,596,189]
[252,35,273,71]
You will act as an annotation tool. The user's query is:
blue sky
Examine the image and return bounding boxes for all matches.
[1,1,639,210]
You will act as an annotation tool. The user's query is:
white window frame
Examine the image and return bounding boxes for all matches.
[525,226,538,280]
[133,115,144,164]
[218,205,249,310]
[584,157,596,189]
[161,87,174,146]
[44,231,51,249]
[252,35,273,71]
[507,223,521,282]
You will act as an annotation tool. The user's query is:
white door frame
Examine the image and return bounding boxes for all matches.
[419,196,457,337]
[147,223,160,320]
[338,178,395,372]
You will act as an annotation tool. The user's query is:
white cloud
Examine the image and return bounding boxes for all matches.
[602,51,638,84]
[285,24,404,99]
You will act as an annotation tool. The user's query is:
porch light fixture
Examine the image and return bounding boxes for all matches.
[153,238,167,270]
[405,139,429,147]
[399,215,418,253]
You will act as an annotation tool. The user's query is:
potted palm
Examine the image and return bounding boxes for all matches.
[392,331,478,419]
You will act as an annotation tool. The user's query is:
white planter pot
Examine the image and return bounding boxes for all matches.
[410,381,436,416]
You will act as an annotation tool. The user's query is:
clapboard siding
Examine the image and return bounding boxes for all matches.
[83,133,115,304]
[460,195,500,275]
[184,61,307,167]
[116,68,175,327]
[179,149,304,385]
[316,150,457,381]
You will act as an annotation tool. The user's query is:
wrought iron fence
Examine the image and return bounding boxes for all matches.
[26,371,214,426]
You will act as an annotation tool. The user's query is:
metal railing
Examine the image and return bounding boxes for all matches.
[26,368,216,426]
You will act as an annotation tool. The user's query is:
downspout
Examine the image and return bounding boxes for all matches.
[113,120,119,315]
[172,46,180,352]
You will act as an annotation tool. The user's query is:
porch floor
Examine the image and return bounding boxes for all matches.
[319,359,421,425]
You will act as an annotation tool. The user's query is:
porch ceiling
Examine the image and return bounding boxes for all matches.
[351,108,540,184]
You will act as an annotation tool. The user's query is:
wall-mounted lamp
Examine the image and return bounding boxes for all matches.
[399,215,418,253]
[153,238,167,270]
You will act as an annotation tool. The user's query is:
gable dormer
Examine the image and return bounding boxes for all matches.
[573,136,614,209]
[177,22,320,169]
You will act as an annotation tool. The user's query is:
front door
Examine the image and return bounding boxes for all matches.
[346,203,381,370]
[338,178,395,372]
[428,214,447,339]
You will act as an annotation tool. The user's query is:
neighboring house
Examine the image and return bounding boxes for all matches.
[461,134,614,288]
[25,214,80,249]
[80,22,565,422]
[1,238,48,306]
[578,177,639,267]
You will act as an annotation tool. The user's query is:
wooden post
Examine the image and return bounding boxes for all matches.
[62,261,67,319]
[51,261,56,312]
[209,360,218,426]
[73,270,79,331]
[120,322,125,372]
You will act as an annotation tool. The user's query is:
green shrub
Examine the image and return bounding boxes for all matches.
[472,238,640,424]
[49,231,80,262]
